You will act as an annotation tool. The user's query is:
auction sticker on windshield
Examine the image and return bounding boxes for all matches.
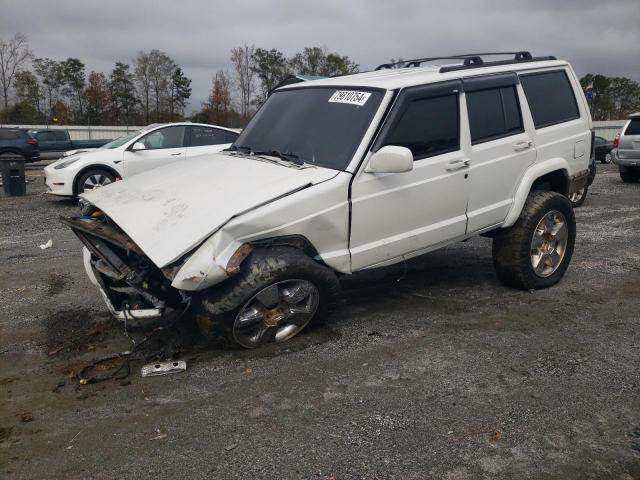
[328,90,371,106]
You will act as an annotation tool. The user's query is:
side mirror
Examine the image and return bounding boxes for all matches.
[131,142,146,151]
[365,145,413,174]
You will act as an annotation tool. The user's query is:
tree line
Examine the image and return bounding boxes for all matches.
[194,44,359,127]
[3,33,637,127]
[0,34,359,128]
[0,33,192,126]
[579,74,640,121]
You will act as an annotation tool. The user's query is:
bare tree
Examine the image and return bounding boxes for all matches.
[231,43,256,123]
[202,70,232,126]
[134,51,153,123]
[0,33,33,115]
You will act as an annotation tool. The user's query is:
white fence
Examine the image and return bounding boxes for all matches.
[0,124,144,141]
[1,121,627,142]
[593,121,625,141]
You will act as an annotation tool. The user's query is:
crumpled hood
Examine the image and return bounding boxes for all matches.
[81,153,338,267]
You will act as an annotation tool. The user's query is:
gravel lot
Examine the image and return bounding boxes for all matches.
[1,164,639,479]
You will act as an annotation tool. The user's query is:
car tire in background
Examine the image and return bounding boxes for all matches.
[568,186,588,208]
[194,246,340,348]
[492,191,576,291]
[75,168,116,195]
[602,153,612,164]
[619,167,640,183]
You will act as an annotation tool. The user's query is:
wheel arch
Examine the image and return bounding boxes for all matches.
[72,164,121,196]
[503,159,570,228]
[228,235,324,275]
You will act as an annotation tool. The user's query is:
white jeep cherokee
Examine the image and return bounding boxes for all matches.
[64,52,593,348]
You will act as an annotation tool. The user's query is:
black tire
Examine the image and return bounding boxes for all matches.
[75,168,116,195]
[492,191,576,290]
[194,246,340,348]
[602,153,612,164]
[620,167,640,183]
[568,185,588,208]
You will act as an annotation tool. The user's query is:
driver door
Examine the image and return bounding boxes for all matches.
[123,125,187,177]
[349,81,470,270]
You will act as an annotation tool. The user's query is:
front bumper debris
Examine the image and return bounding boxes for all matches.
[62,214,184,321]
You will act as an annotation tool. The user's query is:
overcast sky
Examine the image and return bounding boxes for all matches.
[1,0,639,113]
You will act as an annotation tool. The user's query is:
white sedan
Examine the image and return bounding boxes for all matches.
[44,122,239,196]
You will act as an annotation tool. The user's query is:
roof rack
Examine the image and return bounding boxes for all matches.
[375,51,557,73]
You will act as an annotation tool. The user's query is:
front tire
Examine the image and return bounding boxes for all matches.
[492,191,576,290]
[602,153,612,164]
[76,168,116,195]
[194,247,340,348]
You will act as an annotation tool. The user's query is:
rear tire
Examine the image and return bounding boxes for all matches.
[620,167,640,183]
[194,247,340,348]
[75,168,116,195]
[568,186,588,208]
[492,191,575,290]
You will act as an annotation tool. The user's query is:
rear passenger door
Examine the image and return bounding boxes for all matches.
[464,74,536,232]
[186,126,238,158]
[350,81,470,270]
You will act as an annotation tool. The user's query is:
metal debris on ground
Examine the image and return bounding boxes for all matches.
[141,360,187,377]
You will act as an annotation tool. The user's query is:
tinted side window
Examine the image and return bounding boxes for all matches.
[520,71,580,128]
[383,94,459,160]
[140,126,186,149]
[625,119,640,135]
[467,86,523,144]
[36,131,52,141]
[190,126,228,146]
[53,131,67,141]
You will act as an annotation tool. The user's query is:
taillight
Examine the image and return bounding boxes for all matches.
[613,133,620,148]
[26,138,38,145]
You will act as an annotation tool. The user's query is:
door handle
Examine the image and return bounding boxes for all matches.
[445,159,470,171]
[514,140,533,151]
[171,153,182,156]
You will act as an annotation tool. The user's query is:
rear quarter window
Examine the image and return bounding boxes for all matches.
[520,70,580,129]
[624,119,640,135]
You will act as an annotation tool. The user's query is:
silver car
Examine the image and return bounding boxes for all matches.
[613,112,640,182]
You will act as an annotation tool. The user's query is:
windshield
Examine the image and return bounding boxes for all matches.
[233,87,384,170]
[100,130,141,149]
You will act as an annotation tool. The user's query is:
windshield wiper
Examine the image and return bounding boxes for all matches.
[223,145,253,153]
[252,150,303,165]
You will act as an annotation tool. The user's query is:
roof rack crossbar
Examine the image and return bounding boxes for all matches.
[375,51,546,71]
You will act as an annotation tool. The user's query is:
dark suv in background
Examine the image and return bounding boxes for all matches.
[0,128,40,162]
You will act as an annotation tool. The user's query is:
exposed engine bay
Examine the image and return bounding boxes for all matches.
[61,210,186,319]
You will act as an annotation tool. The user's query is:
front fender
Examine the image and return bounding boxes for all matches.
[502,158,569,227]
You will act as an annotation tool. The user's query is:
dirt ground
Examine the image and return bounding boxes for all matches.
[1,164,639,479]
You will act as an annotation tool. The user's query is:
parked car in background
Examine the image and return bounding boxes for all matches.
[593,135,613,163]
[0,128,40,162]
[613,112,640,182]
[28,129,112,158]
[44,122,239,196]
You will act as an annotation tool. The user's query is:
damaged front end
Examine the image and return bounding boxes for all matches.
[61,212,186,322]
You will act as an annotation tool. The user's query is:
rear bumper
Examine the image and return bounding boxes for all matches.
[613,149,640,168]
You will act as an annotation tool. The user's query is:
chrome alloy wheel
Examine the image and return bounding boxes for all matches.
[83,173,112,191]
[530,210,569,278]
[568,188,585,204]
[233,279,320,348]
